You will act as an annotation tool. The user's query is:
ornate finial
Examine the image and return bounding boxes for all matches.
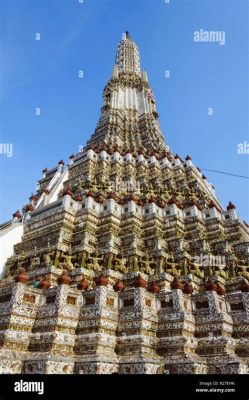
[227,201,236,210]
[57,270,71,285]
[183,281,193,295]
[113,280,125,292]
[38,275,51,290]
[170,274,184,290]
[12,210,21,219]
[204,277,217,292]
[15,268,29,284]
[77,278,89,291]
[148,281,160,294]
[216,283,226,296]
[133,274,147,289]
[95,274,109,287]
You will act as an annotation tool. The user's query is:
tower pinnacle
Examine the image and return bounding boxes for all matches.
[124,31,132,40]
[88,33,165,152]
[116,31,141,75]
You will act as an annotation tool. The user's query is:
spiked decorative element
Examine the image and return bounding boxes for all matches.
[216,283,226,296]
[113,280,125,292]
[77,278,89,291]
[95,274,109,287]
[227,201,236,210]
[38,275,51,290]
[148,281,160,294]
[170,275,184,290]
[15,268,29,284]
[133,274,147,288]
[57,271,71,285]
[204,277,217,292]
[183,281,194,294]
[12,210,21,219]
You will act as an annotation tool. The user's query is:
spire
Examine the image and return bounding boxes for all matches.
[116,31,141,75]
[87,32,166,153]
[124,31,132,40]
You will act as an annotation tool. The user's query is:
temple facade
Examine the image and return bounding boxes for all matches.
[0,32,248,374]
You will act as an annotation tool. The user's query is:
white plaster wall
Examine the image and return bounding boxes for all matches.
[0,223,24,277]
[48,168,69,204]
[36,168,68,208]
[114,88,149,115]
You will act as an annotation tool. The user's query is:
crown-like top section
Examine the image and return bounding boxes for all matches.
[86,32,165,153]
[115,31,141,75]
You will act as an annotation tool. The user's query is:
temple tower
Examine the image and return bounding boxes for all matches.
[0,33,248,375]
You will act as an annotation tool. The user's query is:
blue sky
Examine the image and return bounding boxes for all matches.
[0,0,248,222]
